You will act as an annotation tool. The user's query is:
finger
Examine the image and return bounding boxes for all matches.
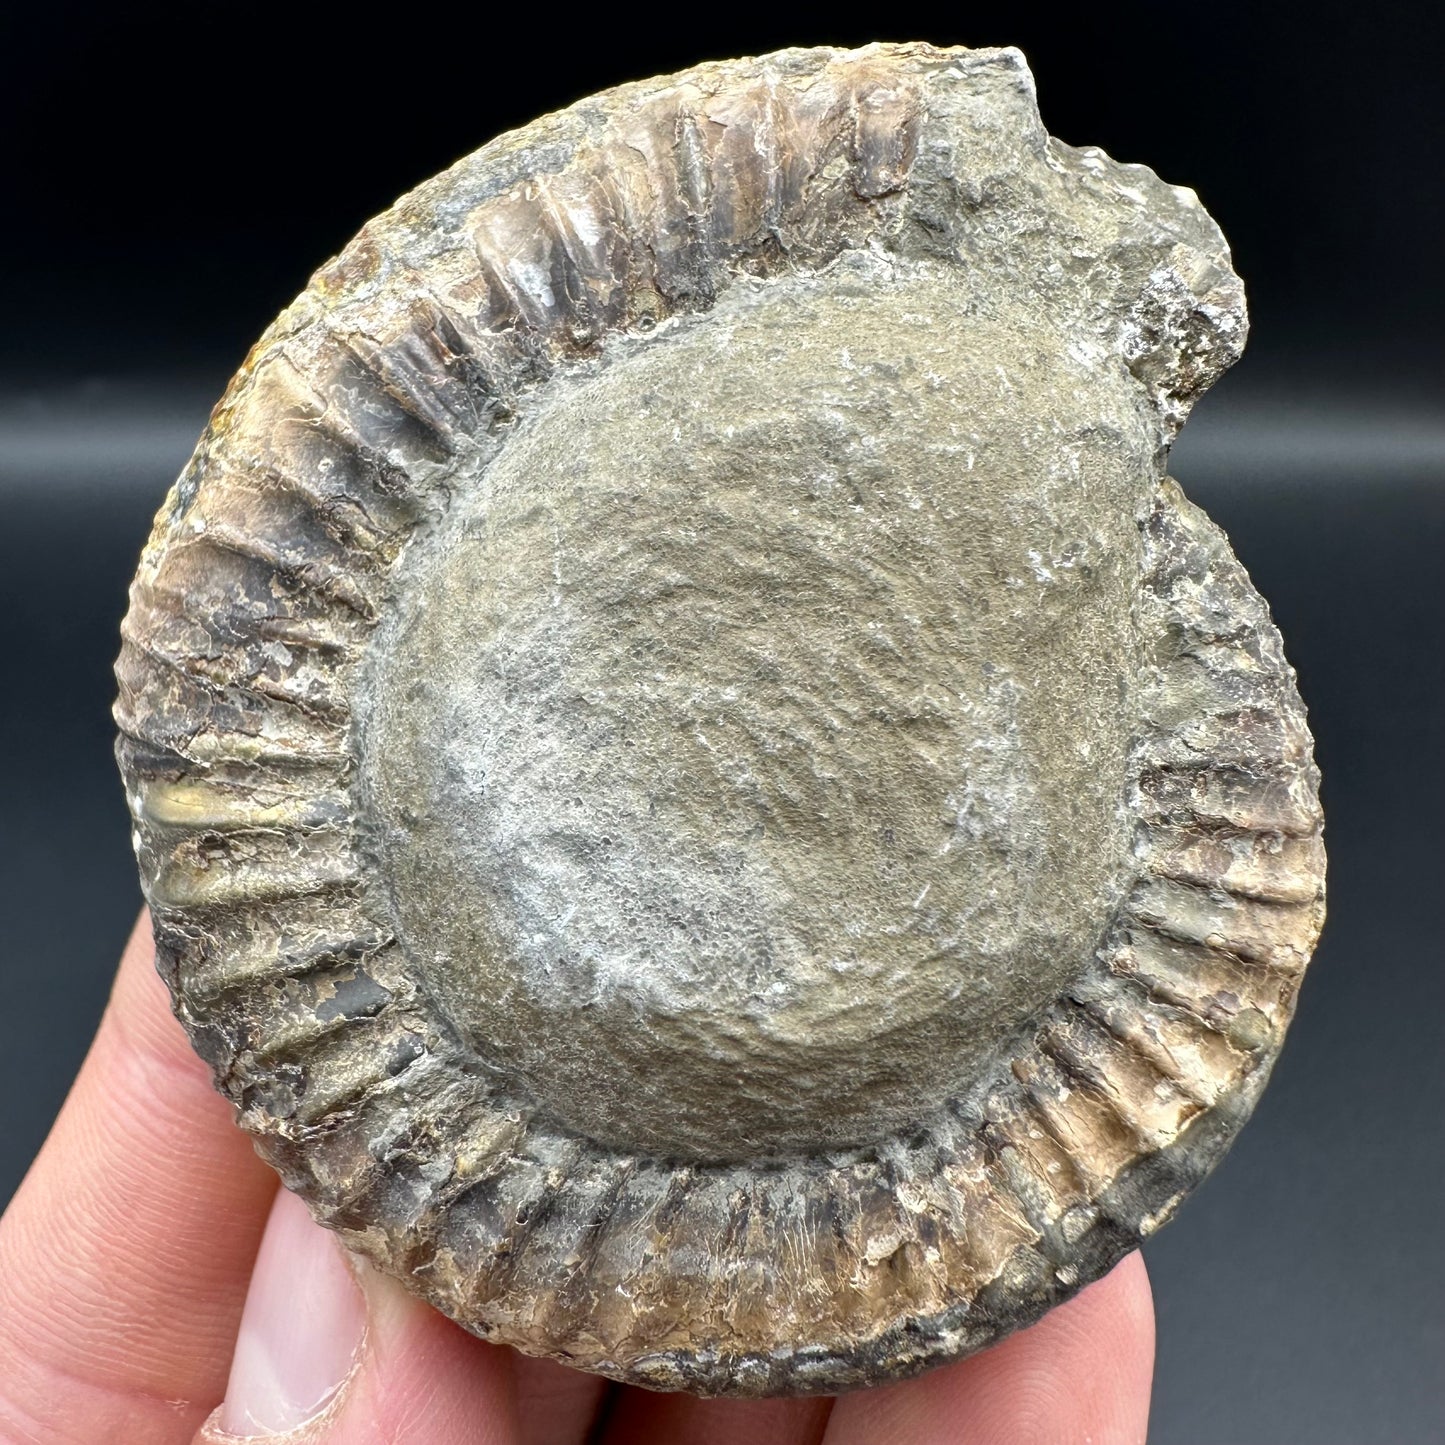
[823,1252,1154,1445]
[511,1354,613,1445]
[598,1390,832,1445]
[0,911,278,1445]
[193,1188,523,1445]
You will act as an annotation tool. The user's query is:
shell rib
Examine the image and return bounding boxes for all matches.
[116,42,1323,1394]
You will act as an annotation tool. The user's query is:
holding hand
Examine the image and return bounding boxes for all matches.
[0,915,1154,1444]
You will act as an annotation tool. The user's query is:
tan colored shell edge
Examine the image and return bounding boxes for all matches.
[113,43,1319,1394]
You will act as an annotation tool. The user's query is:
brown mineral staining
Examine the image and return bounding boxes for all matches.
[115,42,1324,1395]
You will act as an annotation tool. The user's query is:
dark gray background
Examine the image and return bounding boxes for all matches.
[2,4,1441,1441]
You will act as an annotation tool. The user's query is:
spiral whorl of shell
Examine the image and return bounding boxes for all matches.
[116,43,1323,1394]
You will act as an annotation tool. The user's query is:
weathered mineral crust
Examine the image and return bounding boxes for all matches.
[115,43,1325,1395]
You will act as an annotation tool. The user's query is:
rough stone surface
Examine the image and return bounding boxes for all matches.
[115,42,1325,1396]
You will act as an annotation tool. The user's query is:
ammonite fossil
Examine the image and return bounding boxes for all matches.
[116,43,1326,1395]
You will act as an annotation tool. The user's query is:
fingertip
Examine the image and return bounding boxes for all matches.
[345,1268,526,1444]
[1109,1249,1157,1356]
[824,1252,1155,1445]
[217,1190,366,1437]
[190,1202,524,1445]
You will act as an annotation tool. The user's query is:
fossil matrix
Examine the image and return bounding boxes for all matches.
[116,43,1325,1395]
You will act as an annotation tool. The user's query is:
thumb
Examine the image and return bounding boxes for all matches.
[193,1187,519,1445]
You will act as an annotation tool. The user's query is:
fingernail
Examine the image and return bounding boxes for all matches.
[220,1188,366,1436]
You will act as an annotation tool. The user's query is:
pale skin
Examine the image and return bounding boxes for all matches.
[0,914,1155,1444]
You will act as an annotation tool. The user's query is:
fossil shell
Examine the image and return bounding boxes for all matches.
[116,42,1325,1395]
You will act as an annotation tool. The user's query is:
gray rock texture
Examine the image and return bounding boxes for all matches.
[115,42,1324,1395]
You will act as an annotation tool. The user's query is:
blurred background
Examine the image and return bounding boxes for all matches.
[1,3,1440,1440]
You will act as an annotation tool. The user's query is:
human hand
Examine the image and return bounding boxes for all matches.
[0,914,1154,1444]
